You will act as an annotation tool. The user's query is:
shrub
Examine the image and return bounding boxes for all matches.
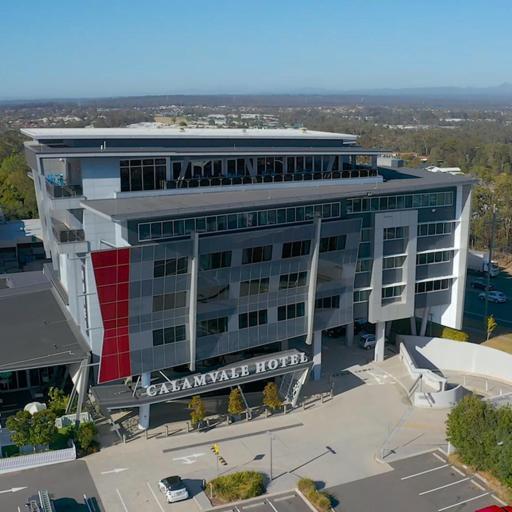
[6,409,57,451]
[6,410,32,448]
[262,382,282,412]
[297,478,332,512]
[47,387,69,417]
[188,395,206,428]
[228,388,245,416]
[207,471,265,502]
[76,422,97,454]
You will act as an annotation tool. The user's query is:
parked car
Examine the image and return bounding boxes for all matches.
[471,279,496,291]
[478,291,508,303]
[475,506,512,512]
[158,476,189,503]
[359,333,389,350]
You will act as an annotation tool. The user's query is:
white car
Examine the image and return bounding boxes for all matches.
[359,333,389,350]
[478,291,507,303]
[158,476,189,503]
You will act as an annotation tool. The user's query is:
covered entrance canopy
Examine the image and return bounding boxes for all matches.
[91,349,312,410]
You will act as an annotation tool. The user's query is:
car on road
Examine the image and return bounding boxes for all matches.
[475,506,512,511]
[478,290,508,303]
[158,476,189,503]
[471,279,496,291]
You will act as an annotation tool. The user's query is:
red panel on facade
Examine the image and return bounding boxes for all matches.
[92,247,132,383]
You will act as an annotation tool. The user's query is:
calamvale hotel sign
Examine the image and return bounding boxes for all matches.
[144,351,309,398]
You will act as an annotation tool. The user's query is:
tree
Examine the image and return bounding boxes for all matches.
[47,387,69,417]
[188,395,206,428]
[6,410,32,448]
[486,315,497,341]
[30,410,57,449]
[262,382,282,412]
[76,422,97,453]
[228,388,245,416]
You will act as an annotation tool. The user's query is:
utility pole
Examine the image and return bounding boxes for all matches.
[484,204,497,332]
[268,431,273,481]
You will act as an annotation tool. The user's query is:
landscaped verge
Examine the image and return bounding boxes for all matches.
[297,478,332,512]
[206,471,265,505]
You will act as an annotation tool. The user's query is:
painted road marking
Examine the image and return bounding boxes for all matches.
[401,464,449,480]
[266,499,279,512]
[452,465,466,477]
[116,488,129,512]
[432,452,447,463]
[172,452,205,464]
[492,494,508,506]
[471,479,486,491]
[418,477,470,495]
[273,494,296,502]
[101,467,129,475]
[437,492,489,511]
[0,487,27,494]
[146,482,165,512]
[243,503,265,509]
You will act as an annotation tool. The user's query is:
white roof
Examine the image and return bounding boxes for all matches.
[21,127,358,142]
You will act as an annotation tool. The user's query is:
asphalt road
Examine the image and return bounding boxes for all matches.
[211,490,312,512]
[327,451,506,512]
[0,460,102,512]
[465,270,512,327]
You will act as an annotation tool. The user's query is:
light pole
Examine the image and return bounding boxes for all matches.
[484,204,497,333]
[268,431,273,481]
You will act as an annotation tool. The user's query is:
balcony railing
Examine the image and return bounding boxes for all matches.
[45,178,83,198]
[51,219,85,244]
[164,168,378,190]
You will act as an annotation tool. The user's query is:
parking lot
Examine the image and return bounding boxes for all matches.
[0,460,102,511]
[212,490,312,512]
[328,451,507,512]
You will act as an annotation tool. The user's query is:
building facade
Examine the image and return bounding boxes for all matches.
[22,128,474,427]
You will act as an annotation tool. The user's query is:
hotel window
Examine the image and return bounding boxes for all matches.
[354,289,371,303]
[383,255,406,270]
[383,227,405,240]
[199,251,232,270]
[282,240,311,259]
[415,278,451,294]
[320,235,346,253]
[416,251,452,265]
[279,271,307,289]
[242,245,273,264]
[154,257,188,278]
[120,158,166,192]
[152,325,186,346]
[382,285,404,299]
[315,295,340,309]
[417,222,453,237]
[240,277,270,296]
[153,291,187,312]
[356,259,371,273]
[239,309,267,329]
[277,302,305,321]
[198,317,228,337]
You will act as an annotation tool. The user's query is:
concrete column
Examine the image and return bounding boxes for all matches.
[312,330,322,380]
[306,216,322,345]
[281,339,289,351]
[346,322,354,347]
[410,316,417,336]
[374,321,386,362]
[385,321,392,337]
[419,307,430,336]
[188,232,199,371]
[138,372,151,430]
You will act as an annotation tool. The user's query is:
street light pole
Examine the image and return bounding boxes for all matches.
[268,431,273,481]
[484,204,497,334]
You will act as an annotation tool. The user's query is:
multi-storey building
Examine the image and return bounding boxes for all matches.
[22,128,474,428]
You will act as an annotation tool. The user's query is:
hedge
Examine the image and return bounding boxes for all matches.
[298,478,332,512]
[447,395,512,487]
[207,471,265,503]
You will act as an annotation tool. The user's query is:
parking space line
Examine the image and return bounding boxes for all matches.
[401,464,449,480]
[418,477,470,495]
[146,482,165,512]
[266,500,279,512]
[243,503,265,509]
[492,494,508,506]
[273,494,296,502]
[452,465,466,477]
[471,479,486,491]
[437,492,489,511]
[432,452,447,463]
[116,488,129,512]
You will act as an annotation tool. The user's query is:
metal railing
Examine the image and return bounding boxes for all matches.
[164,168,378,190]
[45,179,83,199]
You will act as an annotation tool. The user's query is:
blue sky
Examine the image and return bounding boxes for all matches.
[1,0,511,99]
